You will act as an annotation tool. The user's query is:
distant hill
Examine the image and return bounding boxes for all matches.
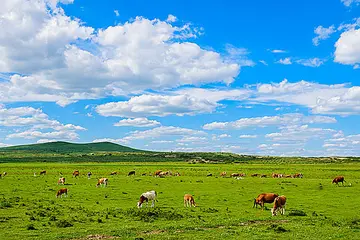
[0,141,142,153]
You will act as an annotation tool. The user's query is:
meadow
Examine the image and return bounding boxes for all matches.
[1,161,360,240]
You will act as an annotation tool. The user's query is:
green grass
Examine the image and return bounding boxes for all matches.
[0,141,141,153]
[0,162,359,239]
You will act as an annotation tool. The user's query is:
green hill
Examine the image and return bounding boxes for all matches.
[0,141,142,153]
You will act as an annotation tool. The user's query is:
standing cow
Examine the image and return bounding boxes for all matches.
[56,188,68,198]
[254,193,279,209]
[271,196,286,216]
[73,170,80,178]
[332,176,346,186]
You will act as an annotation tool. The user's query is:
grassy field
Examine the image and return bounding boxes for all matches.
[1,162,360,240]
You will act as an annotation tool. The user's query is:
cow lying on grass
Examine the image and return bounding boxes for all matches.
[271,196,286,216]
[184,194,196,207]
[137,190,157,208]
[254,193,279,209]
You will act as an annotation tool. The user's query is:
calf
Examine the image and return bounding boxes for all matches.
[271,196,286,216]
[332,176,346,186]
[137,190,157,208]
[220,171,227,177]
[184,194,196,207]
[128,170,136,176]
[57,177,65,185]
[56,188,68,198]
[73,170,80,178]
[96,178,108,187]
[254,193,279,209]
[40,170,46,175]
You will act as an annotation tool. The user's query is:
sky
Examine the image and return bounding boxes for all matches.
[1,0,360,156]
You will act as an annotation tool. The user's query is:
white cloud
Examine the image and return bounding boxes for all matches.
[225,44,255,67]
[114,10,119,17]
[259,60,268,66]
[312,25,336,46]
[7,130,79,140]
[219,134,231,138]
[96,88,250,118]
[277,58,292,65]
[92,138,128,145]
[335,28,360,65]
[271,49,286,53]
[203,113,336,130]
[0,143,11,147]
[341,0,360,7]
[114,118,161,127]
[239,135,257,138]
[0,1,240,105]
[166,14,177,22]
[296,58,324,67]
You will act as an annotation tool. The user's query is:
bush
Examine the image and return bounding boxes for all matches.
[26,224,36,230]
[56,219,73,228]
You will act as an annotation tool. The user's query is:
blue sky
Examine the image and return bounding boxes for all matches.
[1,0,360,156]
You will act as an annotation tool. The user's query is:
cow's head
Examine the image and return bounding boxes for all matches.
[137,195,147,208]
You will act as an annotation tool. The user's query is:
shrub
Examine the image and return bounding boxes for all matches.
[56,219,73,228]
[26,224,36,230]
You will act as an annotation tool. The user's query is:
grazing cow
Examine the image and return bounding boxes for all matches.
[40,170,46,175]
[231,173,240,177]
[220,171,227,177]
[154,170,163,176]
[254,193,279,209]
[128,170,136,176]
[184,194,196,207]
[174,172,181,176]
[57,177,65,185]
[137,190,157,208]
[251,173,260,177]
[73,170,80,178]
[271,196,286,216]
[96,178,108,187]
[56,188,68,198]
[261,174,267,178]
[272,173,283,178]
[110,171,118,175]
[87,172,92,179]
[207,173,213,177]
[239,173,246,177]
[293,173,303,178]
[332,176,346,186]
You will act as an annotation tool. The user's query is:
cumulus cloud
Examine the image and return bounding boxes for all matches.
[114,118,161,127]
[0,0,240,106]
[166,14,177,22]
[203,113,336,130]
[335,28,360,65]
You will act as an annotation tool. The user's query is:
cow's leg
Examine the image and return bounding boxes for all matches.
[151,200,155,207]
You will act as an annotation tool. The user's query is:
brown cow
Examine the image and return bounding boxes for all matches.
[96,178,108,187]
[231,173,240,177]
[73,170,80,178]
[293,173,303,178]
[254,193,279,209]
[57,177,65,185]
[271,196,286,216]
[154,170,162,176]
[332,176,346,186]
[220,171,227,177]
[56,188,68,198]
[184,194,196,207]
[40,170,46,175]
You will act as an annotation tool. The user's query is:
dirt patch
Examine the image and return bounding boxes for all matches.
[74,234,119,240]
[144,230,166,235]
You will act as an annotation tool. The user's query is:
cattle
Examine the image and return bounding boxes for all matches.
[128,170,136,176]
[260,174,267,178]
[271,196,286,216]
[332,176,346,186]
[251,173,260,177]
[87,172,92,179]
[184,194,196,207]
[207,173,213,177]
[293,173,303,178]
[57,177,65,185]
[56,188,68,198]
[142,173,147,176]
[73,170,80,178]
[272,173,283,178]
[96,178,108,187]
[254,193,279,209]
[0,172,6,178]
[220,171,227,177]
[174,172,181,176]
[137,190,157,208]
[231,173,240,177]
[284,174,292,178]
[40,170,46,175]
[110,171,118,175]
[154,170,163,176]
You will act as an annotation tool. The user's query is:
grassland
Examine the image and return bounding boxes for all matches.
[1,161,360,240]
